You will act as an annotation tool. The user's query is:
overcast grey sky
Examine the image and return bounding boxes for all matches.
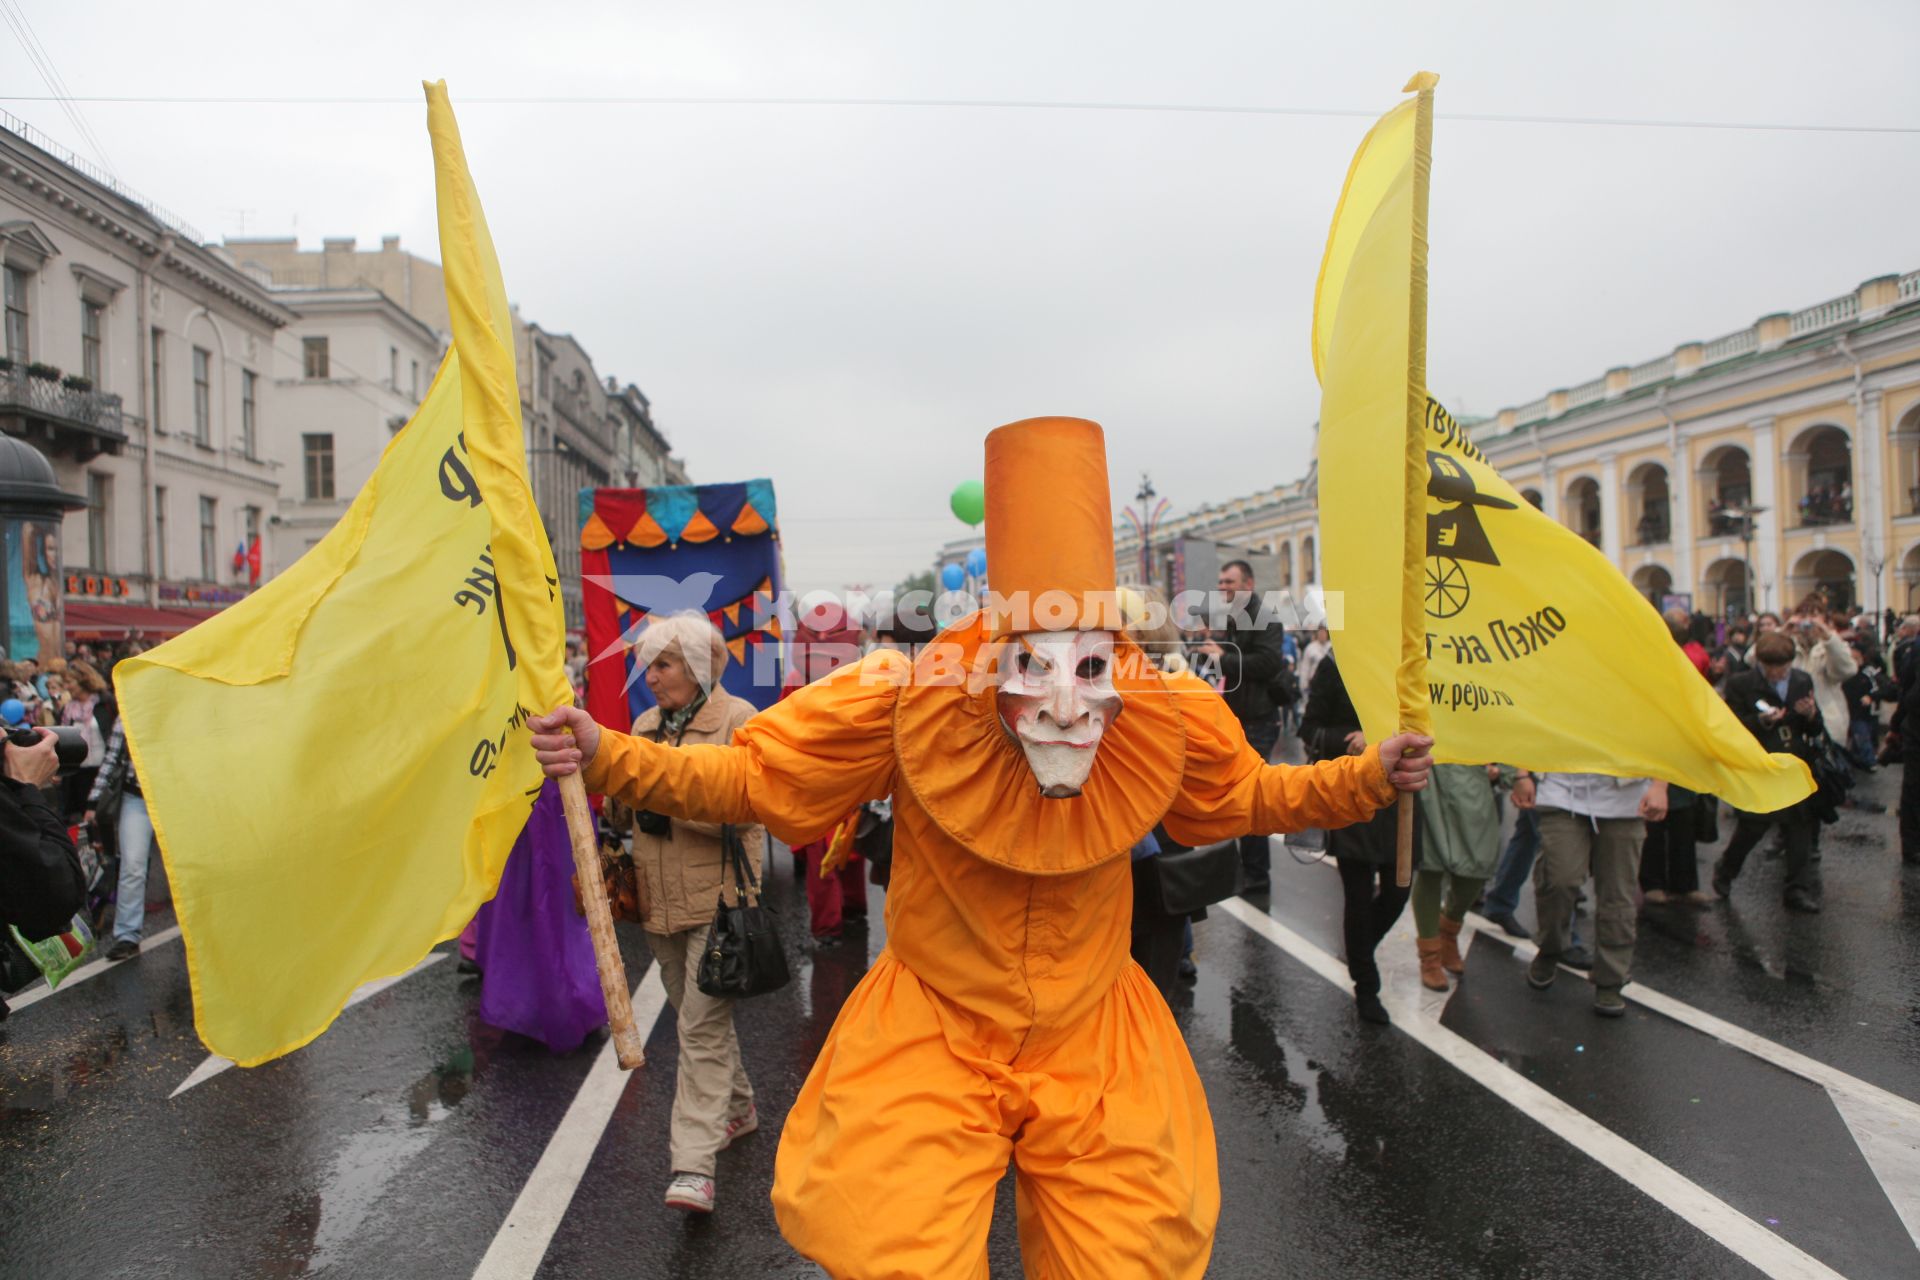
[7,1,1917,592]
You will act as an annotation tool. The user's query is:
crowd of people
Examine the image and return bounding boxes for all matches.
[1204,569,1920,1025]
[0,636,165,972]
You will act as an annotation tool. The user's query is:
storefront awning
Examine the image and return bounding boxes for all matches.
[65,602,226,640]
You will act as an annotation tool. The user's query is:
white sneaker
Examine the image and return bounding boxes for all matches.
[664,1172,715,1213]
[719,1103,758,1151]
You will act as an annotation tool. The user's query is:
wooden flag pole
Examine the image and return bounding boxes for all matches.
[557,767,646,1070]
[1394,791,1414,888]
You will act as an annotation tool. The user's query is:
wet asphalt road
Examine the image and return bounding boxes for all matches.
[3,768,1917,1279]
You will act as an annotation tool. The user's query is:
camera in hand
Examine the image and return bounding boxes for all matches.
[6,725,87,769]
[635,809,672,837]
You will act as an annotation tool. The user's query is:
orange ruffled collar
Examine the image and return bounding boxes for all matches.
[892,612,1188,876]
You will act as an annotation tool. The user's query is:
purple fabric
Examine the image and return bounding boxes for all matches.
[474,782,606,1052]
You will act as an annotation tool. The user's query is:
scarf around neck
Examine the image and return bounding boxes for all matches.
[661,688,709,739]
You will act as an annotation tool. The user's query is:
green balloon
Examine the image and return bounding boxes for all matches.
[950,479,986,527]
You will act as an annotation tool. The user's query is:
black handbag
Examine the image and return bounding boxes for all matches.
[854,802,894,888]
[1794,726,1855,826]
[695,826,791,999]
[1150,839,1242,917]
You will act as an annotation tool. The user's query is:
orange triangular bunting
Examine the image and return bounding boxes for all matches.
[732,504,770,536]
[727,637,748,664]
[763,618,783,640]
[581,513,615,551]
[724,602,741,625]
[682,509,720,543]
[628,511,668,548]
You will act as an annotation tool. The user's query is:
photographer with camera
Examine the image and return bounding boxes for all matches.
[86,715,158,962]
[1712,631,1828,913]
[2,725,86,1014]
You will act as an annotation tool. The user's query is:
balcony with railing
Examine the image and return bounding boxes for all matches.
[1627,355,1674,389]
[1788,292,1859,338]
[1565,376,1608,409]
[0,364,126,461]
[1701,328,1757,366]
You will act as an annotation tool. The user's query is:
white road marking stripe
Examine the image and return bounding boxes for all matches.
[1465,911,1920,1125]
[1465,913,1920,1253]
[1831,1089,1920,1251]
[169,952,451,1098]
[5,924,183,1012]
[1217,897,1848,1280]
[471,968,672,1280]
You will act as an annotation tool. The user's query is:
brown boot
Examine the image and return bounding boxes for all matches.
[1437,914,1466,975]
[1416,937,1449,990]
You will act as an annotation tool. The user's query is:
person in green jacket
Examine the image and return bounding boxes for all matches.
[1413,761,1524,990]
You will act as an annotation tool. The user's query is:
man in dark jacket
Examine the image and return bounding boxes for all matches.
[1,727,84,1016]
[1895,633,1920,867]
[1713,632,1826,911]
[1197,559,1288,893]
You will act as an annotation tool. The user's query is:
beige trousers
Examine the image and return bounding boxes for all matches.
[1533,809,1645,991]
[646,924,755,1177]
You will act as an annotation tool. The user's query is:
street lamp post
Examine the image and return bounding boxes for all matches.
[1734,502,1767,618]
[1123,474,1171,590]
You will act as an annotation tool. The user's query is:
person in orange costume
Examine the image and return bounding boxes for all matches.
[532,417,1432,1278]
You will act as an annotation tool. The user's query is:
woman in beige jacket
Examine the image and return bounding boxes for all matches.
[621,612,766,1215]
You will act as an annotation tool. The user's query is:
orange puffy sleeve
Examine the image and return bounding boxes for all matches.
[581,650,906,847]
[1160,672,1395,847]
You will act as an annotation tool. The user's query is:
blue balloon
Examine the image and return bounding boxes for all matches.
[965,547,988,577]
[940,562,966,591]
[0,698,24,727]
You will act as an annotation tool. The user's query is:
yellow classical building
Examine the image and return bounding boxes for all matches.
[1118,268,1920,621]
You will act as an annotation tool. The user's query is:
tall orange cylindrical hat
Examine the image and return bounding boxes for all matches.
[983,416,1122,636]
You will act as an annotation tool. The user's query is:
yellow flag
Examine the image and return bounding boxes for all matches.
[1313,71,1439,746]
[115,82,572,1066]
[1314,75,1811,813]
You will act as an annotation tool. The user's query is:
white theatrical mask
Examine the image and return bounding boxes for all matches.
[994,630,1124,799]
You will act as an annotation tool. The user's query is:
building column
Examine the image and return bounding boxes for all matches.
[1671,436,1695,599]
[1750,416,1780,611]
[1858,388,1887,618]
[1538,461,1558,521]
[1598,454,1622,566]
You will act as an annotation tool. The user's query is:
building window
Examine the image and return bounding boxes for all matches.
[150,328,164,432]
[199,496,218,580]
[410,359,420,400]
[303,335,330,380]
[86,472,111,570]
[154,485,168,580]
[81,300,104,385]
[241,369,257,457]
[303,433,335,500]
[390,345,399,389]
[4,266,28,362]
[192,346,212,444]
[536,352,550,401]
